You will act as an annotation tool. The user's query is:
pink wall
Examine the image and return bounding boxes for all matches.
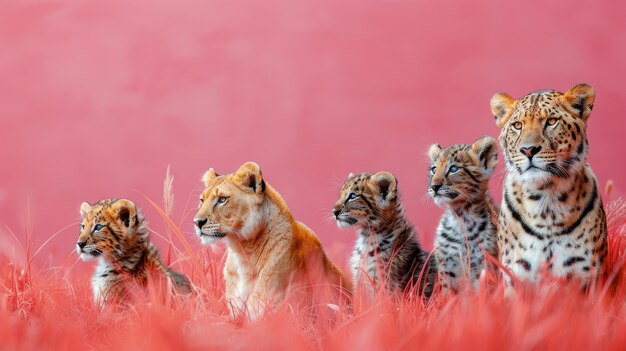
[1,1,624,266]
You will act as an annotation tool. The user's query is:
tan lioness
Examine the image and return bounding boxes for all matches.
[193,162,351,320]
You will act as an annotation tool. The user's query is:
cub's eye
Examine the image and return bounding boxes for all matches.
[80,224,85,231]
[430,166,436,175]
[512,121,523,130]
[546,118,558,126]
[347,193,358,201]
[449,165,459,173]
[93,224,104,231]
[217,196,228,204]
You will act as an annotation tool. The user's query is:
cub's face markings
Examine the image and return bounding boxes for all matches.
[427,136,498,207]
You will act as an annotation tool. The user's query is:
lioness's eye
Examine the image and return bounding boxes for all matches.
[449,165,459,173]
[217,196,228,204]
[512,121,523,130]
[430,166,436,175]
[94,224,104,231]
[347,193,358,201]
[547,118,558,126]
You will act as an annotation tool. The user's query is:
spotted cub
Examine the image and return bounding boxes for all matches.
[77,199,191,304]
[428,136,499,292]
[490,84,607,292]
[333,172,435,298]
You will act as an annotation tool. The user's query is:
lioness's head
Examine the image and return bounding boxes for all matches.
[193,162,266,245]
[490,83,594,182]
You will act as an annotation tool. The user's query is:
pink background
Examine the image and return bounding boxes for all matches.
[1,1,624,267]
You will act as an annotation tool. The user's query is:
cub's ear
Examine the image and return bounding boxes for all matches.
[110,199,137,228]
[234,162,265,194]
[368,171,397,204]
[202,168,218,187]
[428,144,442,162]
[471,136,498,173]
[490,92,517,128]
[80,202,91,218]
[562,83,595,121]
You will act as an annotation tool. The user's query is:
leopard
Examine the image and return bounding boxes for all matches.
[489,83,607,294]
[77,198,192,304]
[427,136,499,293]
[333,171,436,299]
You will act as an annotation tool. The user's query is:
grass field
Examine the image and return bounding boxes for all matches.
[1,188,624,350]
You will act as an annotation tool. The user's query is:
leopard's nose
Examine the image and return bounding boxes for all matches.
[431,184,442,194]
[520,145,542,159]
[333,209,341,218]
[77,241,87,249]
[194,218,207,229]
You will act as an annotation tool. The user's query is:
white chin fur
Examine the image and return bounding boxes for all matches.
[79,252,97,261]
[200,235,222,246]
[433,197,448,207]
[336,220,351,228]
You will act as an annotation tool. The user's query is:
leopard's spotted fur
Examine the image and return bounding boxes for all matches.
[490,84,607,293]
[333,172,436,298]
[428,136,499,292]
[77,198,191,304]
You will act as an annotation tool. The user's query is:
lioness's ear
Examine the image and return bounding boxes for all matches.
[110,199,137,228]
[428,144,442,162]
[562,83,595,121]
[471,136,498,173]
[369,171,397,204]
[80,202,91,218]
[234,162,265,194]
[202,168,218,187]
[490,92,516,128]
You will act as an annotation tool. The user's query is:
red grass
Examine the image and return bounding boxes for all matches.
[1,193,624,350]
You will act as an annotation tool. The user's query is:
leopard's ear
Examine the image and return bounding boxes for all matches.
[79,202,91,218]
[110,199,138,229]
[201,168,218,187]
[562,83,595,122]
[490,92,517,128]
[471,136,498,174]
[428,144,442,162]
[368,171,397,205]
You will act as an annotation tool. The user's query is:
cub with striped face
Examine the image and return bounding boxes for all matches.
[77,199,191,304]
[333,171,435,298]
[428,136,499,292]
[193,162,351,320]
[490,84,607,292]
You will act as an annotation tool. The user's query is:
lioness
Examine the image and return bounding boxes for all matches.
[193,162,351,320]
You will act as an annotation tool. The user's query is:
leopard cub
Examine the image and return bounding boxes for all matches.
[428,136,499,292]
[77,198,191,304]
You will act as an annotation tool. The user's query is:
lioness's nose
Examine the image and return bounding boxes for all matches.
[194,218,207,229]
[520,145,542,159]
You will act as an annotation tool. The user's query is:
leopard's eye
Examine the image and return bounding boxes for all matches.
[80,224,85,231]
[546,117,558,126]
[449,165,459,173]
[512,121,523,130]
[217,196,228,204]
[93,224,104,231]
[430,166,436,175]
[347,193,358,201]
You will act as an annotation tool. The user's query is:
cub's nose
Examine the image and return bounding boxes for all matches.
[333,209,341,218]
[520,145,542,159]
[194,218,208,229]
[77,241,87,249]
[431,184,442,194]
